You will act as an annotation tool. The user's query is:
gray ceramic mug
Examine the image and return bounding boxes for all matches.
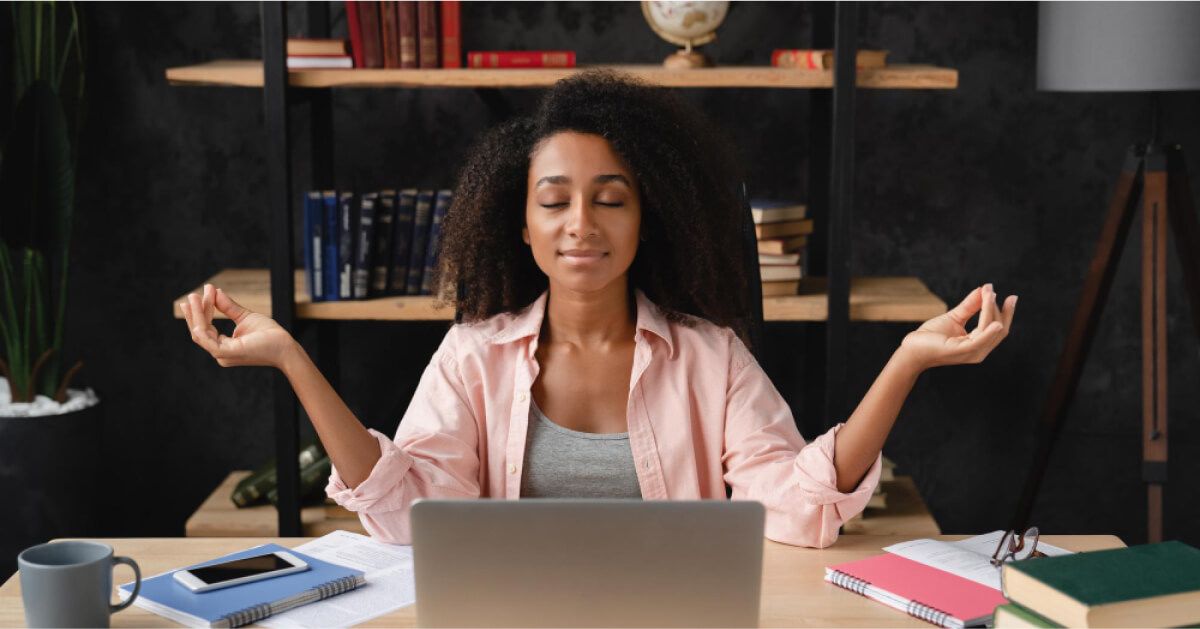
[17,540,142,628]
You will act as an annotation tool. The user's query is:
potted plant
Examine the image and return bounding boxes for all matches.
[0,1,97,576]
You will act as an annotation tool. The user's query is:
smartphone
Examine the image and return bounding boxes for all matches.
[172,550,309,593]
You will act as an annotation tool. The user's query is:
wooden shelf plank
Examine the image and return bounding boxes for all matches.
[172,269,947,323]
[166,60,958,90]
[186,471,363,538]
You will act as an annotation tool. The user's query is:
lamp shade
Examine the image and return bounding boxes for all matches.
[1037,1,1200,92]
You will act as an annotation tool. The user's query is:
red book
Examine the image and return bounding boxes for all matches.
[398,1,418,68]
[416,1,439,69]
[825,553,1007,627]
[380,2,400,68]
[440,1,461,68]
[467,51,576,68]
[345,1,365,68]
[357,1,384,68]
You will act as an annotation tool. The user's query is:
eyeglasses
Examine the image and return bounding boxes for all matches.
[990,527,1043,567]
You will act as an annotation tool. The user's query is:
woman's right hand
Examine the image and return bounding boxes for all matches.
[180,283,297,369]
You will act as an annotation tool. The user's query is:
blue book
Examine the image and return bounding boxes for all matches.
[355,192,378,299]
[405,190,435,295]
[118,543,364,628]
[303,192,324,302]
[388,188,418,294]
[420,189,453,295]
[322,191,340,302]
[338,192,357,300]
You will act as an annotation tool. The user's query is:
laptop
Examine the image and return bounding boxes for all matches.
[411,499,765,628]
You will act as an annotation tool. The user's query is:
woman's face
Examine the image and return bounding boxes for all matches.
[524,131,641,295]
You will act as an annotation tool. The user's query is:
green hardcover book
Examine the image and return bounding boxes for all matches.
[994,603,1061,628]
[230,440,325,508]
[267,455,333,506]
[1001,541,1200,627]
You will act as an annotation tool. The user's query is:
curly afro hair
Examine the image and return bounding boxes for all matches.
[436,69,756,346]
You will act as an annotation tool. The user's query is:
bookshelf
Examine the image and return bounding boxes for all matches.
[168,3,957,534]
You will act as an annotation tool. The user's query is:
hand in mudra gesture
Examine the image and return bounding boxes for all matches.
[180,283,296,369]
[900,283,1017,370]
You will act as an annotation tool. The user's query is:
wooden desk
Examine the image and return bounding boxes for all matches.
[0,535,1122,628]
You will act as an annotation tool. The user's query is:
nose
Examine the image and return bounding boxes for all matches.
[565,197,600,240]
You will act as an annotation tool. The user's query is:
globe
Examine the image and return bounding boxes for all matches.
[641,1,730,68]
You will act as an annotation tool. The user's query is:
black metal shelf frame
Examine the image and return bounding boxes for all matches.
[260,1,862,535]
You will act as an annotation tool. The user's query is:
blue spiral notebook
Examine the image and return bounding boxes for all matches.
[118,543,365,628]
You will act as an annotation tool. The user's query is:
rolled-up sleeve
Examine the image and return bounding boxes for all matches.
[326,326,482,544]
[721,335,881,548]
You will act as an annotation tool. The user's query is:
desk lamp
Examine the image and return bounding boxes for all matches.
[1008,1,1200,546]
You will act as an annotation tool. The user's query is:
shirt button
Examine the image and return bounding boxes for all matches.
[509,463,518,475]
[517,392,528,403]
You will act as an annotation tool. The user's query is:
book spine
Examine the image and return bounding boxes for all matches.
[380,1,400,68]
[440,0,461,68]
[345,1,365,68]
[421,190,452,295]
[406,190,435,294]
[338,192,356,300]
[398,1,418,68]
[390,189,417,292]
[372,191,397,296]
[303,192,323,302]
[358,0,384,68]
[354,193,377,299]
[231,575,365,628]
[417,1,440,68]
[467,51,575,68]
[322,191,340,301]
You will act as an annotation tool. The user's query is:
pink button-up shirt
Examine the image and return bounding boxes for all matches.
[327,289,881,548]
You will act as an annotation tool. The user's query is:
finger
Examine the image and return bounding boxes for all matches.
[202,284,216,327]
[976,284,995,333]
[1002,294,1017,331]
[180,299,194,329]
[187,292,217,342]
[215,287,251,324]
[947,286,984,326]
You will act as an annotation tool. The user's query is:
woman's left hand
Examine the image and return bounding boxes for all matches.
[899,283,1016,371]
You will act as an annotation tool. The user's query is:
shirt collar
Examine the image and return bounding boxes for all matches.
[485,288,676,358]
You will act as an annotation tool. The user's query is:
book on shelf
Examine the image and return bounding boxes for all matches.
[303,192,324,302]
[117,543,365,628]
[322,191,340,302]
[826,532,1073,629]
[286,38,348,57]
[231,440,325,508]
[287,56,354,69]
[759,252,801,266]
[390,188,418,293]
[371,190,398,296]
[417,0,439,68]
[755,219,813,240]
[1001,541,1200,628]
[866,487,887,510]
[266,456,332,505]
[421,190,453,295]
[751,199,807,224]
[355,0,384,68]
[467,51,577,68]
[338,192,357,300]
[758,235,807,255]
[881,455,896,482]
[761,280,799,297]
[441,0,461,68]
[406,190,435,295]
[398,1,418,68]
[759,265,803,282]
[380,1,401,68]
[352,192,376,299]
[345,2,365,68]
[772,49,889,70]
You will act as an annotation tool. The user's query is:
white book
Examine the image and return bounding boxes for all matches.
[287,56,354,69]
[760,265,803,282]
[759,252,801,265]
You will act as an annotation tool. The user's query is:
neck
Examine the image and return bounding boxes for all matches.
[543,278,636,349]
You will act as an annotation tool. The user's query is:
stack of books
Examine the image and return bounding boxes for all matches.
[752,200,811,296]
[304,188,452,303]
[865,455,897,510]
[231,440,331,508]
[286,38,353,69]
[996,541,1200,627]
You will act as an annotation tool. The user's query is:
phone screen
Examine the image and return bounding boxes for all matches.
[189,553,294,585]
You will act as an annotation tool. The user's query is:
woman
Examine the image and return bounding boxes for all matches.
[180,71,1016,548]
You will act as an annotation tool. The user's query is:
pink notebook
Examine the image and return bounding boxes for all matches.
[825,552,1007,628]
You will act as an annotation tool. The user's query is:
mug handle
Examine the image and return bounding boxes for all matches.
[110,556,141,613]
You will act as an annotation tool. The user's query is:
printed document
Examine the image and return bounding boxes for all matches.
[883,530,1072,591]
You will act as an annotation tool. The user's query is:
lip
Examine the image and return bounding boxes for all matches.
[558,249,608,266]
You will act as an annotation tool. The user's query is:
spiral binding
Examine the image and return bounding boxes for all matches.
[220,575,363,628]
[828,570,869,596]
[906,599,951,627]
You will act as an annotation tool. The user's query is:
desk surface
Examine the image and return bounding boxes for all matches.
[0,534,1123,628]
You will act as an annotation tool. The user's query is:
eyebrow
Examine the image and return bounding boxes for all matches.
[535,174,632,188]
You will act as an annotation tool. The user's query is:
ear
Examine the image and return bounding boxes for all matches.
[522,226,530,245]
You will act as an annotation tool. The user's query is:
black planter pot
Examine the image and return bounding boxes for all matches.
[0,399,103,581]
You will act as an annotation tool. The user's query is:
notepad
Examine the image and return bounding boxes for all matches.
[118,543,365,628]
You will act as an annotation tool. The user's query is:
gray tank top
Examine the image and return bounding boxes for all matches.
[520,400,643,499]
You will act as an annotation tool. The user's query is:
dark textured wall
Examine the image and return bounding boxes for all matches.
[5,1,1200,578]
